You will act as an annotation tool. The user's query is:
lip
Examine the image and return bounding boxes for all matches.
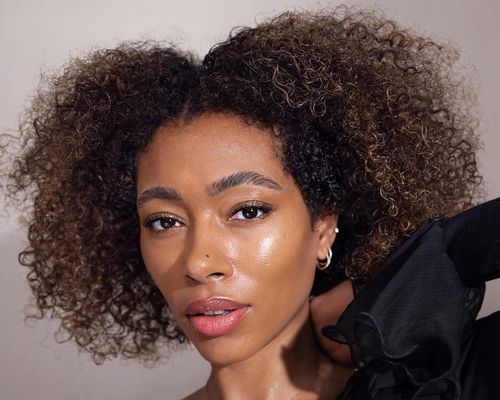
[185,298,250,337]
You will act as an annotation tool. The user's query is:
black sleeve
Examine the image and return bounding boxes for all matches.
[329,198,500,399]
[443,197,500,285]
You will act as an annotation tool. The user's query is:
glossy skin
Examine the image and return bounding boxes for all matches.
[136,113,353,399]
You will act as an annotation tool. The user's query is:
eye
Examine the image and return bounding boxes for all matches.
[230,201,273,221]
[142,214,183,233]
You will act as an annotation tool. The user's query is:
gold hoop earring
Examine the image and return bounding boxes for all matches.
[316,248,333,270]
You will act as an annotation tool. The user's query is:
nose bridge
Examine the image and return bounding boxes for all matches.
[184,214,232,282]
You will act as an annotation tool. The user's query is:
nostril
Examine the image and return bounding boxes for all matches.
[209,272,224,278]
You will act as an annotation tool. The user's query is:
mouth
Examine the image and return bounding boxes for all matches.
[190,309,234,317]
[185,298,250,337]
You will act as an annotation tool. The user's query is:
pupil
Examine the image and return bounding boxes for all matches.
[161,218,174,228]
[243,207,258,219]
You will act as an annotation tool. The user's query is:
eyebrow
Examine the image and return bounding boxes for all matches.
[137,171,282,208]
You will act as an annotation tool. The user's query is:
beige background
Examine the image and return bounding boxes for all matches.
[1,1,499,399]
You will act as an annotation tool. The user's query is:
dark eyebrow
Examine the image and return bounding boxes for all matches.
[206,171,282,197]
[137,186,182,208]
[137,171,282,208]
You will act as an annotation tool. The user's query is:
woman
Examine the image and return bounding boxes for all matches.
[3,7,499,399]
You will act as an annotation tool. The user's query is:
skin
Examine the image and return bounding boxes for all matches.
[310,280,355,368]
[136,113,354,399]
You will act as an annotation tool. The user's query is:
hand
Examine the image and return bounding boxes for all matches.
[310,279,354,367]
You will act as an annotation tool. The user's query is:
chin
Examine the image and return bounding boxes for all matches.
[191,335,258,366]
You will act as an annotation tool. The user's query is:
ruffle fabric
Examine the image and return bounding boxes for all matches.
[324,198,500,399]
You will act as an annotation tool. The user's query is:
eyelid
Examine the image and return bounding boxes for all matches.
[228,200,273,219]
[142,212,184,230]
[140,201,273,230]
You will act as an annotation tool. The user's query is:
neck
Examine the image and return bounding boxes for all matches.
[203,301,351,400]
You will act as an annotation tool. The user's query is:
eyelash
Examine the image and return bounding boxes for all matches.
[142,201,273,234]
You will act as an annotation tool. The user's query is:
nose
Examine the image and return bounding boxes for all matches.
[183,220,234,283]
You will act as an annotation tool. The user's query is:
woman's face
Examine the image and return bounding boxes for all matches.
[136,113,335,366]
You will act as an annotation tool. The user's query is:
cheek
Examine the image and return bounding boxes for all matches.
[140,233,161,280]
[248,232,282,267]
[237,223,318,295]
[139,233,182,302]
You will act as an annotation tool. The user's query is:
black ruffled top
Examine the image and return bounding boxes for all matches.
[325,197,500,399]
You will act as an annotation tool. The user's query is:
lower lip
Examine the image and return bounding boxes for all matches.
[188,306,250,337]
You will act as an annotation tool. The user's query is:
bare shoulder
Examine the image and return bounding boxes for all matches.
[181,387,205,400]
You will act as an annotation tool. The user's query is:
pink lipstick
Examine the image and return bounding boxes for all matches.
[185,298,250,337]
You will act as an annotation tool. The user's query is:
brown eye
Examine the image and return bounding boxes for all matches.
[242,206,260,219]
[143,215,183,232]
[230,202,273,221]
[156,217,179,229]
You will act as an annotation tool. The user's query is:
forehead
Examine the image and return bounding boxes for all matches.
[136,113,287,190]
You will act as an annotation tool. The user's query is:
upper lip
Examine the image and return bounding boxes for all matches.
[185,298,247,316]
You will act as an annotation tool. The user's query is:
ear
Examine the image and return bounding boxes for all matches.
[313,210,339,260]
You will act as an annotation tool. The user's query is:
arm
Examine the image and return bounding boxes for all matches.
[444,197,500,285]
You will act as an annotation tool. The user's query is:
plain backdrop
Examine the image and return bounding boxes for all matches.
[1,1,499,399]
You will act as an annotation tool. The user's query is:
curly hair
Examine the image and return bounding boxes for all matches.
[4,7,483,364]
